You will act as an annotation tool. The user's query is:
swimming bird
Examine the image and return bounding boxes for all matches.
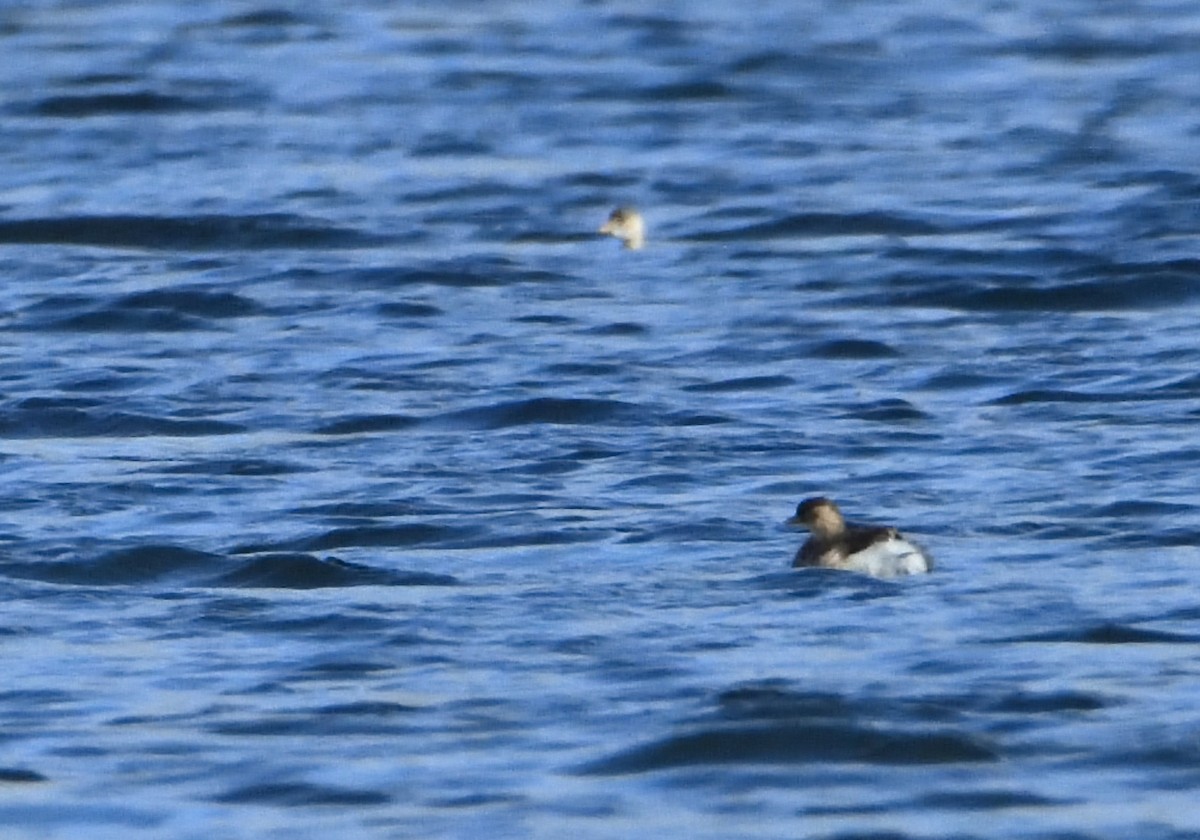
[786,497,932,577]
[598,206,646,250]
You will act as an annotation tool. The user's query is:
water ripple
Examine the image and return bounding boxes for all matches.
[0,214,375,250]
[4,1,1200,836]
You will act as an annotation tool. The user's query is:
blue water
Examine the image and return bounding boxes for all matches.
[3,1,1200,837]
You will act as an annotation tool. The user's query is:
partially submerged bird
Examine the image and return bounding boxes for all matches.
[598,206,646,250]
[786,497,932,578]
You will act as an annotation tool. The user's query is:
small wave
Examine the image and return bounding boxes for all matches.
[716,685,859,719]
[213,781,390,806]
[460,529,603,549]
[642,79,735,100]
[296,259,568,289]
[159,458,306,477]
[14,545,224,586]
[578,681,996,775]
[0,214,375,251]
[621,516,748,544]
[682,375,795,393]
[1090,499,1194,517]
[1156,372,1200,397]
[290,501,446,519]
[217,9,318,29]
[917,790,1068,810]
[314,414,420,436]
[576,722,996,775]
[662,410,731,426]
[696,211,942,242]
[411,134,494,157]
[329,266,506,288]
[986,389,1105,406]
[920,370,1005,391]
[841,398,929,423]
[808,339,900,360]
[230,523,468,553]
[540,362,625,377]
[587,322,649,337]
[212,553,457,589]
[1,545,457,589]
[1101,527,1200,549]
[436,69,540,96]
[42,310,212,332]
[426,792,526,809]
[1003,32,1182,61]
[315,701,422,717]
[23,92,214,117]
[122,289,262,318]
[432,397,643,430]
[986,384,1196,409]
[513,314,578,327]
[1006,622,1200,644]
[25,288,262,332]
[878,265,1200,312]
[986,690,1108,714]
[376,301,443,318]
[0,406,243,438]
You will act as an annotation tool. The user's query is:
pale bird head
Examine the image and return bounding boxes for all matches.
[598,206,646,250]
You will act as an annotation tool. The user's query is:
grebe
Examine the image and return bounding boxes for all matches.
[598,206,646,250]
[786,497,932,577]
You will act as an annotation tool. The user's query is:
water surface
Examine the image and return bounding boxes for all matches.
[3,2,1200,838]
